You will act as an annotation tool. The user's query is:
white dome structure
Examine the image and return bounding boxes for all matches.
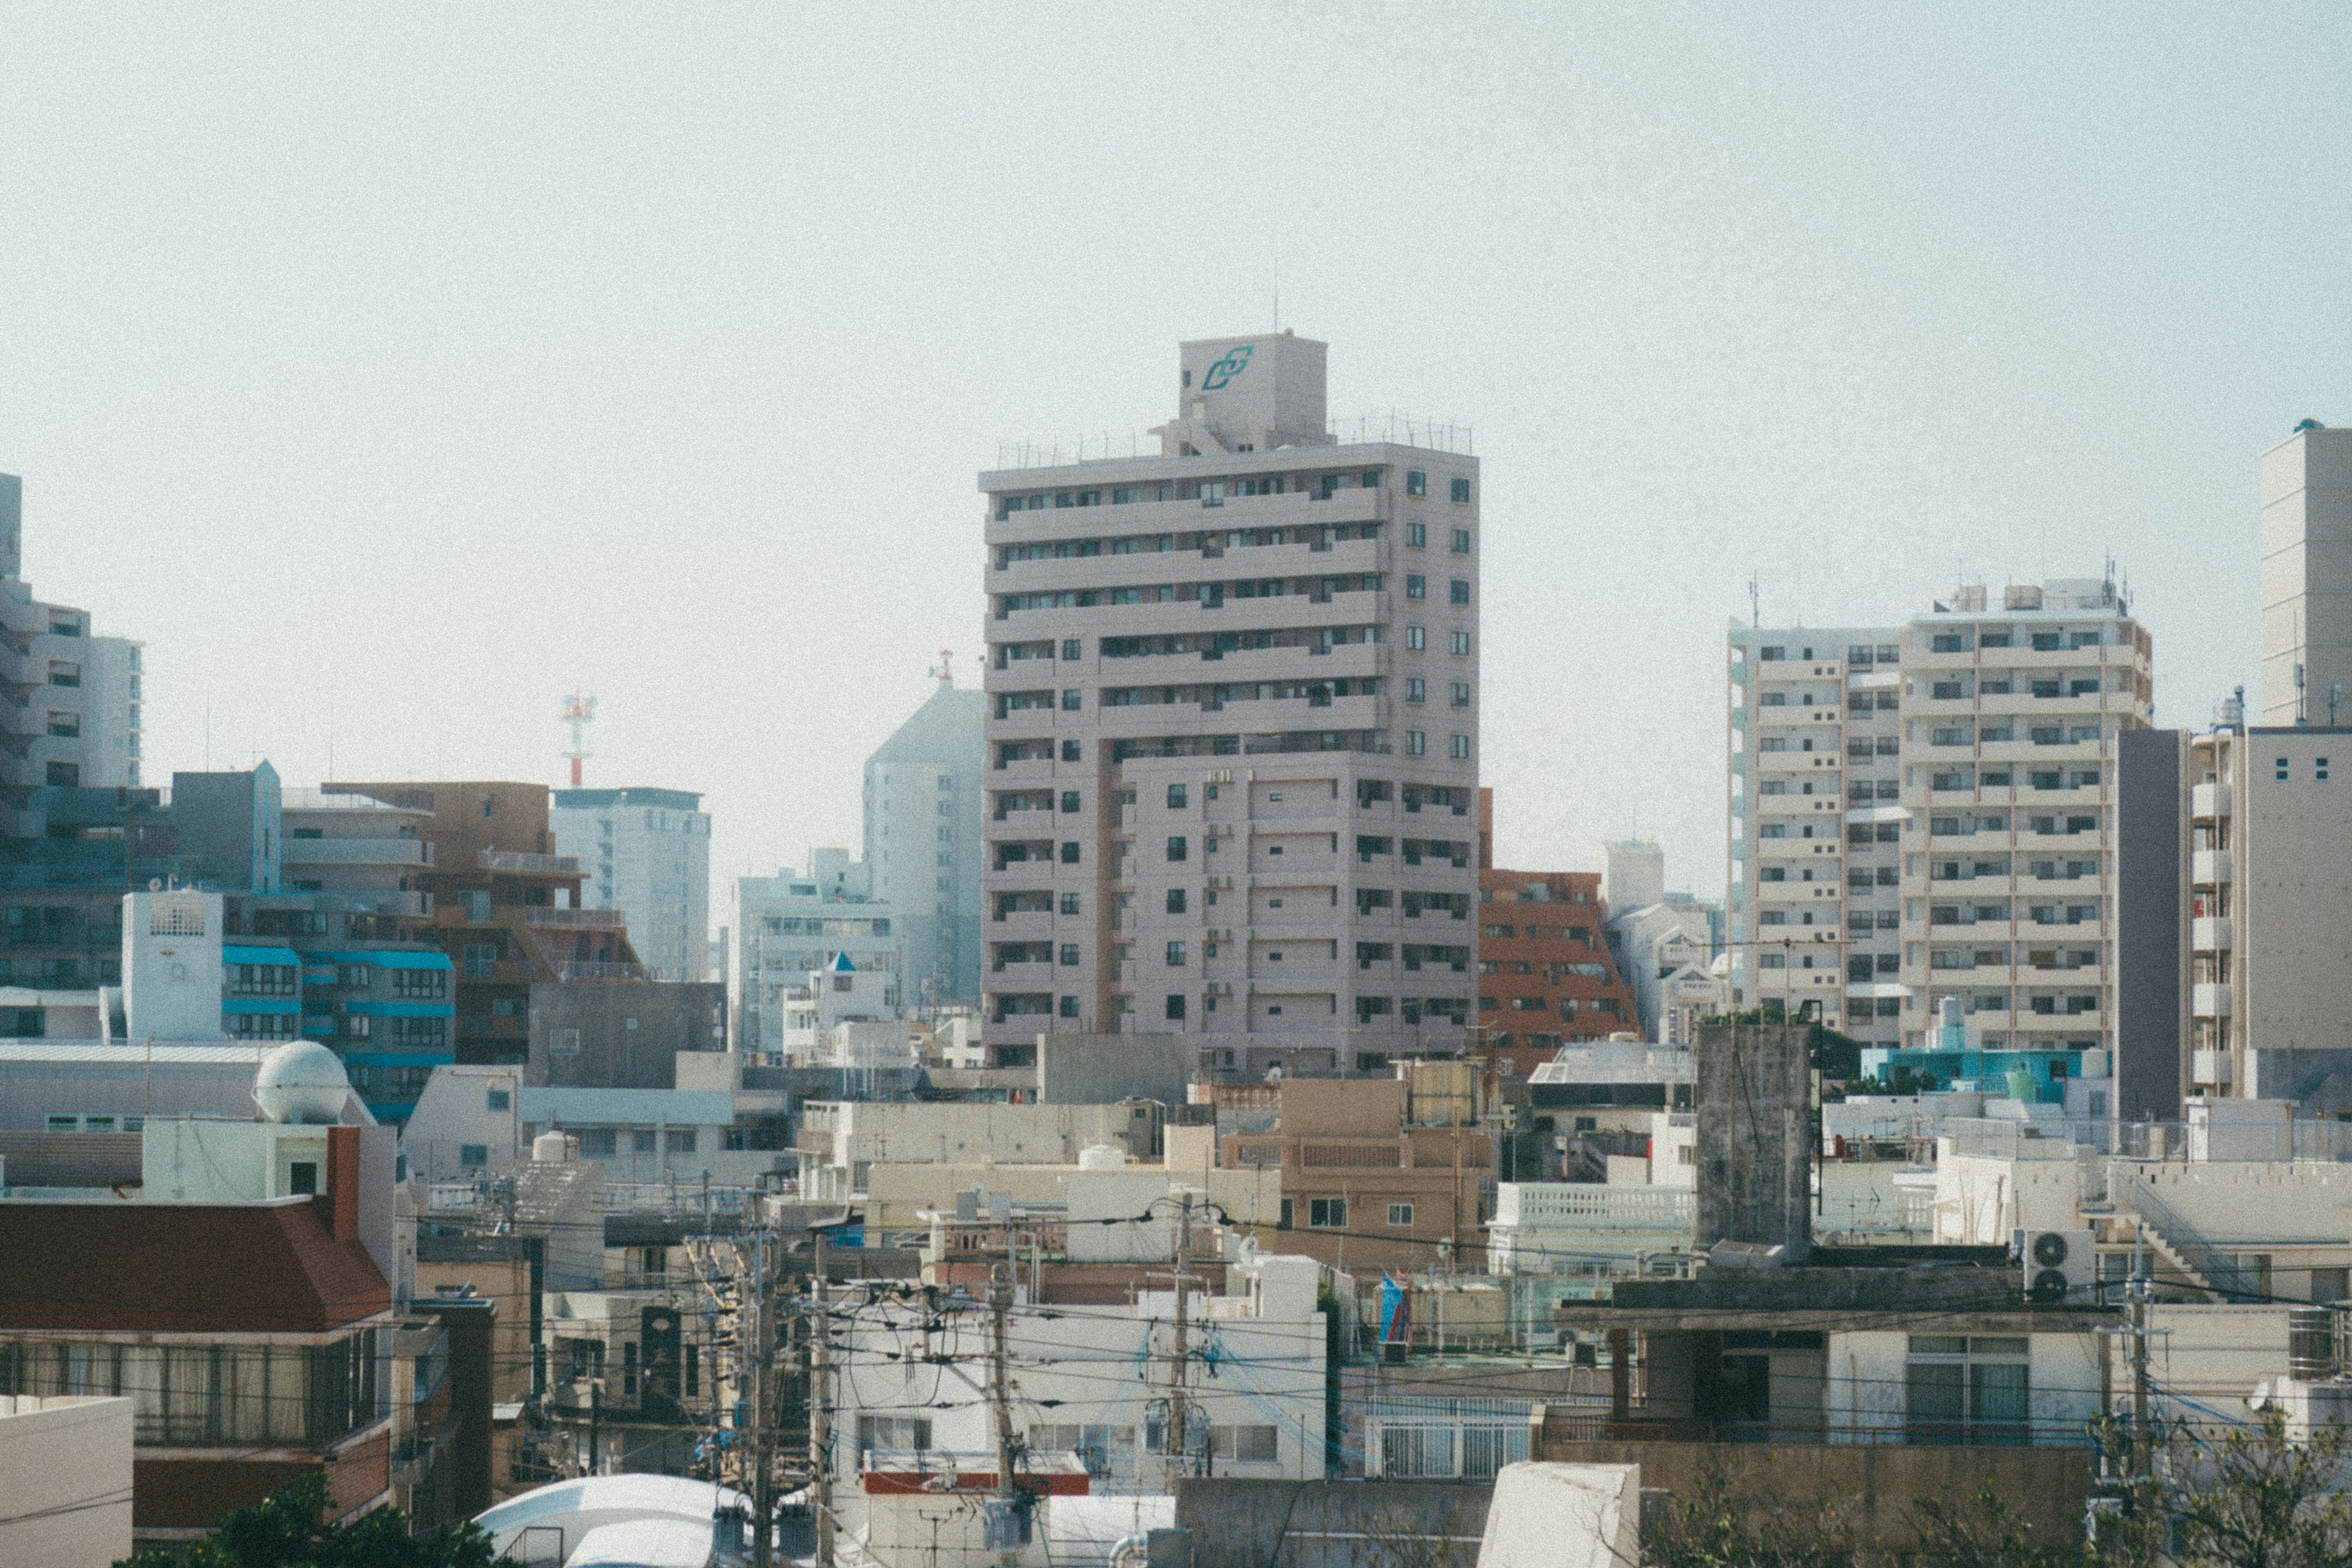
[252,1041,351,1125]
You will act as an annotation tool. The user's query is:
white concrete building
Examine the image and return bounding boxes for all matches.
[864,676,986,1012]
[551,788,711,982]
[795,1099,1145,1202]
[834,1238,1324,1517]
[0,1395,134,1567]
[733,851,899,1055]
[2258,421,2352,727]
[1727,578,2154,1073]
[981,333,1481,1076]
[1605,902,1719,1044]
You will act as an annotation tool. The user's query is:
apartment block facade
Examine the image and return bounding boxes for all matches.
[862,680,984,1011]
[1728,579,2154,1079]
[1475,791,1636,1070]
[550,787,712,982]
[733,851,898,1056]
[2259,422,2352,727]
[2116,723,2352,1118]
[979,334,1480,1076]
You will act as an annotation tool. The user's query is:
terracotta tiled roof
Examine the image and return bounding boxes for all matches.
[0,1197,388,1333]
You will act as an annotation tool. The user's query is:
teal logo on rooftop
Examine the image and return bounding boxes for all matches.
[1201,345,1253,390]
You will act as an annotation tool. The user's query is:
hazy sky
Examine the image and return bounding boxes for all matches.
[5,5,2346,921]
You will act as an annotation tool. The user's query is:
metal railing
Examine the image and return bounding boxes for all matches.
[478,849,581,875]
[552,960,662,982]
[525,907,627,929]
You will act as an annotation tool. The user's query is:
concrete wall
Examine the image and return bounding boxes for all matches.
[1038,1031,1187,1106]
[1532,1435,2090,1553]
[526,981,726,1088]
[1694,1021,1812,1256]
[0,1395,133,1567]
[1932,1150,2084,1243]
[2116,727,2185,1120]
[1175,1479,1491,1568]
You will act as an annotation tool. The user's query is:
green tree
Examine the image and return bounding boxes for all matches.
[115,1471,495,1568]
[2163,1410,2352,1568]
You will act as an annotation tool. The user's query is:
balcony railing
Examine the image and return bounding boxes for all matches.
[478,849,581,875]
[526,907,627,929]
[554,960,661,982]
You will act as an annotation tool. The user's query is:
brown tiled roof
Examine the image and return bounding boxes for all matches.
[0,1197,388,1333]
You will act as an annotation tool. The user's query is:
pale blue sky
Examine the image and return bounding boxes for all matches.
[3,4,2345,905]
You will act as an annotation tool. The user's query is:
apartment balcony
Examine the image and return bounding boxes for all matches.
[2190,916,2232,952]
[477,849,581,875]
[525,907,628,929]
[2190,849,2233,885]
[1250,958,1338,983]
[2192,983,2232,1018]
[990,960,1059,987]
[551,960,661,982]
[283,835,433,867]
[989,755,1057,780]
[2191,1049,2232,1087]
[2190,782,2232,820]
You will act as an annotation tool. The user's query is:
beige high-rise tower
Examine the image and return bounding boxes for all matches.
[2260,422,2352,727]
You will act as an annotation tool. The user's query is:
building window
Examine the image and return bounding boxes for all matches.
[1449,735,1470,761]
[1406,732,1427,756]
[1166,994,1186,1022]
[1168,783,1188,809]
[486,1089,510,1112]
[1450,682,1470,708]
[1058,996,1079,1017]
[1387,1204,1415,1227]
[1450,527,1471,553]
[1166,941,1188,966]
[1308,1198,1348,1228]
[1450,630,1470,656]
[1406,575,1427,600]
[1167,836,1188,862]
[1060,841,1081,864]
[1060,892,1082,914]
[1166,888,1188,914]
[1406,625,1426,652]
[1904,1335,2029,1445]
[1449,579,1469,606]
[1406,471,1427,497]
[1406,678,1425,704]
[1407,522,1427,548]
[459,1144,488,1169]
[2278,756,2291,780]
[1450,478,1471,504]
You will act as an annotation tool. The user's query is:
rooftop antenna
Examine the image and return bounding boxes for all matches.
[561,693,597,787]
[1748,576,1759,628]
[928,649,955,689]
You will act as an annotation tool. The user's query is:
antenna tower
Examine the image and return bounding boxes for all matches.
[561,693,597,788]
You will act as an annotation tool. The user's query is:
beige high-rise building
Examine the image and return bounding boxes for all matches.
[2260,422,2352,727]
[1728,578,2154,1084]
[979,333,1480,1077]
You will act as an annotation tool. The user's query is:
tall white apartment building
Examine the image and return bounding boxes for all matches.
[862,678,985,1011]
[549,787,710,981]
[979,333,1480,1076]
[2260,422,2352,726]
[1728,579,2154,1076]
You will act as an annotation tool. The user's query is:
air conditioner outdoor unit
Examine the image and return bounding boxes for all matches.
[2013,1227,2095,1305]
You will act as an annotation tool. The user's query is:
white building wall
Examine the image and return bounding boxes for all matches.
[733,862,899,1054]
[551,788,711,982]
[81,637,143,790]
[0,1396,134,1567]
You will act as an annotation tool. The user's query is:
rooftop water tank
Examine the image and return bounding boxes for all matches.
[253,1041,350,1125]
[1078,1144,1127,1171]
[533,1131,577,1163]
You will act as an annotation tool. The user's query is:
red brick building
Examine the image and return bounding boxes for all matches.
[1476,789,1638,1075]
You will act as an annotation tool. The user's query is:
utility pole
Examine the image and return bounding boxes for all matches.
[810,1232,834,1568]
[2127,1262,2154,1481]
[1165,1190,1195,1491]
[749,1229,775,1568]
[587,1378,601,1477]
[987,1264,1022,1568]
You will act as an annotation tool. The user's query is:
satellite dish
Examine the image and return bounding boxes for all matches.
[148,878,164,891]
